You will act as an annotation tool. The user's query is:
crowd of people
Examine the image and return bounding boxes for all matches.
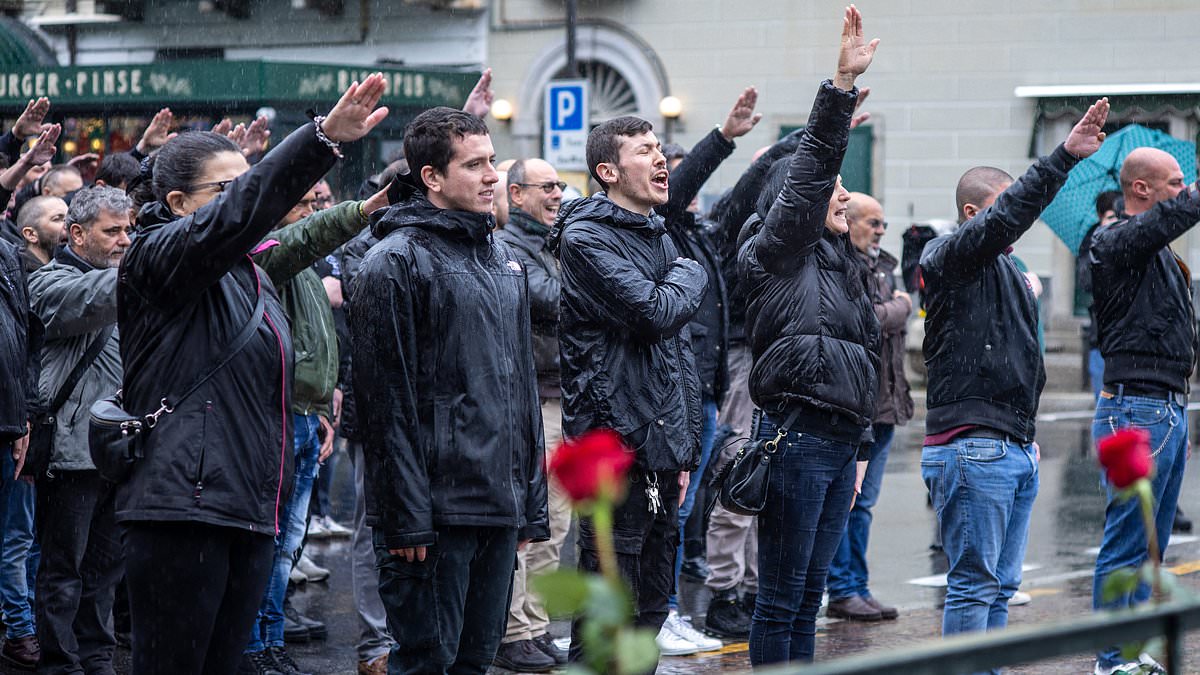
[0,5,1197,675]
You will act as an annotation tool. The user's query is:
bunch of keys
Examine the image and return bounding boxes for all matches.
[645,472,663,516]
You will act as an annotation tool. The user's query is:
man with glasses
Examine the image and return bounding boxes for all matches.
[825,192,912,622]
[492,158,568,673]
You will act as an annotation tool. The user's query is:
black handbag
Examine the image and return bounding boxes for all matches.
[24,326,114,479]
[710,408,801,517]
[89,281,265,484]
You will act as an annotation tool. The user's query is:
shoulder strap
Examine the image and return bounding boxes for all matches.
[776,407,803,435]
[161,269,267,414]
[47,325,113,416]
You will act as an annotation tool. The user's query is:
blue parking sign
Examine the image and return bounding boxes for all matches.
[544,79,589,170]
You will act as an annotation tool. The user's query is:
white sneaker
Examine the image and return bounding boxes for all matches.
[321,515,352,538]
[1093,662,1151,675]
[288,566,307,585]
[655,624,699,656]
[663,611,722,652]
[1008,591,1032,606]
[1139,653,1167,673]
[306,517,331,540]
[296,554,330,582]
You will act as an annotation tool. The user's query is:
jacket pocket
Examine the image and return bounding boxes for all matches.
[193,401,213,501]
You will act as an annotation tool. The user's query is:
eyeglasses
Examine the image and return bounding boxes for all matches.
[517,181,567,194]
[188,179,235,194]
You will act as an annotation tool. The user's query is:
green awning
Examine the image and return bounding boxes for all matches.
[0,17,57,68]
[1028,93,1200,157]
[0,59,479,111]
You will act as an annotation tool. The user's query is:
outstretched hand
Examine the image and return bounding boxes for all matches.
[1064,97,1110,160]
[12,97,51,140]
[720,86,763,141]
[25,125,61,166]
[137,107,177,154]
[463,68,494,119]
[850,86,871,129]
[322,73,390,143]
[239,116,271,157]
[834,5,880,91]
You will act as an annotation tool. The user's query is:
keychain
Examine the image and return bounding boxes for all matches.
[645,471,662,516]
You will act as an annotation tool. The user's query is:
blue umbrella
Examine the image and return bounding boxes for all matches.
[1040,124,1197,254]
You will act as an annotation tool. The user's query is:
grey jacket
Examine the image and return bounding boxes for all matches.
[28,247,121,472]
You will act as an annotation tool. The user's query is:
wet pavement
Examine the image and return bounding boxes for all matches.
[12,396,1200,674]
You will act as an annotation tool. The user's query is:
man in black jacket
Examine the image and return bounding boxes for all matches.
[350,107,548,675]
[919,98,1109,646]
[552,115,707,664]
[1088,147,1200,675]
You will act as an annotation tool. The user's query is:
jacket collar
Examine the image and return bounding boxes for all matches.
[372,189,495,244]
[54,244,96,274]
[855,246,898,273]
[507,208,551,238]
[548,192,663,252]
[135,200,178,231]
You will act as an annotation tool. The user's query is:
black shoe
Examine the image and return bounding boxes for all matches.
[283,598,327,640]
[531,633,567,665]
[282,613,310,644]
[705,589,751,639]
[268,646,312,675]
[492,639,556,673]
[826,595,883,621]
[741,591,757,616]
[238,650,284,675]
[680,556,712,582]
[1174,506,1193,533]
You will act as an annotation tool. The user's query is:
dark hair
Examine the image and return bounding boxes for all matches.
[755,157,791,221]
[662,143,687,163]
[151,131,240,201]
[1096,189,1122,219]
[586,116,653,188]
[95,152,141,190]
[402,107,490,193]
[955,166,1013,224]
[506,158,527,192]
[41,164,82,193]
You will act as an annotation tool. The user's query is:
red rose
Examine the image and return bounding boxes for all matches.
[549,429,635,503]
[1097,427,1153,489]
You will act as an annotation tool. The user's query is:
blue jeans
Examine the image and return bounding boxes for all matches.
[0,446,38,639]
[749,415,858,666]
[1088,349,1105,400]
[1091,391,1187,669]
[922,435,1038,670]
[827,423,894,600]
[670,398,718,609]
[246,413,321,653]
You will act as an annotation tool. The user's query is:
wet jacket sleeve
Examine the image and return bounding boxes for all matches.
[709,129,803,256]
[921,145,1079,286]
[661,129,735,226]
[19,262,43,419]
[29,266,119,340]
[122,124,338,309]
[518,280,550,543]
[754,81,857,275]
[338,229,375,299]
[504,239,559,325]
[875,295,911,335]
[351,248,436,549]
[0,131,20,168]
[1089,182,1200,269]
[559,226,708,342]
[254,200,368,286]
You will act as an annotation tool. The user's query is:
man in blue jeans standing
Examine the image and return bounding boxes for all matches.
[919,99,1109,666]
[826,192,912,622]
[1088,147,1200,675]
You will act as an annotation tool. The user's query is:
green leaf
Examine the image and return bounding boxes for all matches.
[1119,639,1146,662]
[532,569,591,618]
[563,666,597,675]
[1102,567,1141,603]
[579,619,613,673]
[584,576,633,626]
[614,627,661,675]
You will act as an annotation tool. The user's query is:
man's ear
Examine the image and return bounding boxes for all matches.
[595,162,619,188]
[420,165,442,195]
[20,226,36,247]
[508,182,522,208]
[963,203,980,220]
[69,222,86,247]
[1131,178,1151,201]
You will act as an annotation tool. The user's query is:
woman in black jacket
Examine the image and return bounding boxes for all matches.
[736,8,880,667]
[115,75,388,675]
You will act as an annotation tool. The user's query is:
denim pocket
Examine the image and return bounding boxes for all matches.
[1124,401,1169,427]
[958,440,1006,462]
[920,460,946,515]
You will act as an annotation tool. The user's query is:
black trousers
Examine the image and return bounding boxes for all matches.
[35,470,123,675]
[569,471,681,665]
[122,521,274,675]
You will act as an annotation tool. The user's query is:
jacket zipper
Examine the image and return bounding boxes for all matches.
[249,260,289,537]
[194,400,212,503]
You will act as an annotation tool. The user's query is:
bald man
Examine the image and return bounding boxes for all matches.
[1088,146,1200,675]
[17,195,67,269]
[919,99,1109,647]
[826,193,911,622]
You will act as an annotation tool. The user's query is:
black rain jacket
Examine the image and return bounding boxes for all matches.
[920,144,1080,442]
[1089,182,1200,394]
[739,80,879,449]
[550,193,707,472]
[117,124,336,533]
[349,189,548,550]
[0,239,41,443]
[495,208,562,397]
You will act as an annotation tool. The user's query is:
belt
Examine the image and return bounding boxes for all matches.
[1100,385,1187,406]
[966,427,1009,441]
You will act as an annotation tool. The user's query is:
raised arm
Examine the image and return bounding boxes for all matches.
[29,266,120,340]
[2,98,51,167]
[1090,182,1200,269]
[0,125,60,210]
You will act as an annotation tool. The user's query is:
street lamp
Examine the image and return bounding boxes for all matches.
[491,98,514,122]
[659,95,683,143]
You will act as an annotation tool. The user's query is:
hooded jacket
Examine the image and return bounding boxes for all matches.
[495,208,562,397]
[117,124,336,533]
[920,144,1080,442]
[739,80,879,449]
[551,193,707,472]
[0,238,41,444]
[349,189,548,550]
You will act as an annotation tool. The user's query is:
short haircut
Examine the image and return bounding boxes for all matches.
[955,166,1013,223]
[16,195,61,232]
[41,164,82,193]
[586,116,653,188]
[1096,190,1122,219]
[377,159,410,188]
[402,107,490,193]
[662,143,687,163]
[95,152,141,189]
[506,158,528,192]
[66,186,132,229]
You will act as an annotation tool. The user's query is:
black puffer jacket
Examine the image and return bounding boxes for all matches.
[495,208,561,397]
[739,80,879,448]
[0,239,41,443]
[349,190,548,550]
[1090,183,1200,394]
[920,144,1080,442]
[551,194,707,472]
[117,124,336,533]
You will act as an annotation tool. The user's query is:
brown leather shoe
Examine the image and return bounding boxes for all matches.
[1,635,40,670]
[356,654,387,675]
[864,595,899,620]
[826,595,883,621]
